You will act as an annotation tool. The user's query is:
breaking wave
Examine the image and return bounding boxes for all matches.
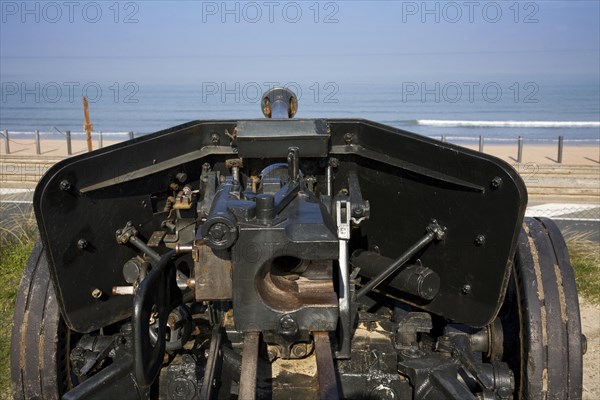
[416,120,600,128]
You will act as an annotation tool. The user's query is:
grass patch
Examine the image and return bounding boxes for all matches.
[0,240,35,399]
[0,203,37,400]
[567,234,600,305]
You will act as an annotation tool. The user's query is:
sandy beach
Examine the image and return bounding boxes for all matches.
[1,137,599,166]
[462,143,599,166]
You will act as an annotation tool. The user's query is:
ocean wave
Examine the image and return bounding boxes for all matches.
[424,135,600,143]
[416,120,600,128]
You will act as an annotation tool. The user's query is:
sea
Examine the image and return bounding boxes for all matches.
[1,79,599,146]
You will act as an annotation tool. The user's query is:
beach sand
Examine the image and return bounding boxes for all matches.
[462,143,600,166]
[1,137,599,165]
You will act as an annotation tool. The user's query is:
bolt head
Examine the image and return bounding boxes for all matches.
[475,234,486,246]
[91,288,103,299]
[77,239,88,249]
[292,344,307,357]
[208,223,228,241]
[279,315,298,336]
[491,177,503,189]
[59,180,71,191]
[461,284,472,295]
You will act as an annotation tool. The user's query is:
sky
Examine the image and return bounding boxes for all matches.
[1,0,599,84]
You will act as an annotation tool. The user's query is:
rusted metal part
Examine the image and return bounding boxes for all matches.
[314,332,339,399]
[239,331,261,400]
[173,186,193,210]
[148,231,166,248]
[250,175,260,193]
[193,242,232,300]
[225,158,243,169]
[82,96,93,152]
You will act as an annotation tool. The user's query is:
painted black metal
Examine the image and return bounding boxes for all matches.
[351,251,441,300]
[232,183,340,337]
[329,119,527,326]
[34,118,526,334]
[62,353,143,400]
[355,221,442,299]
[16,112,587,399]
[236,119,329,158]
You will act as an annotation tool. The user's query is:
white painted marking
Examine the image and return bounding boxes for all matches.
[0,200,32,204]
[0,188,34,195]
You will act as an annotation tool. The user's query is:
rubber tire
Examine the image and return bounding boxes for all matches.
[504,217,583,399]
[10,241,71,400]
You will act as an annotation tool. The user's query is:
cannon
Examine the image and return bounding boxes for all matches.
[11,87,584,399]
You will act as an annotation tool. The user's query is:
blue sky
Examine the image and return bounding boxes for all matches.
[1,1,599,84]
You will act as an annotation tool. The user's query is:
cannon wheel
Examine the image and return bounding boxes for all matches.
[10,241,71,399]
[500,217,583,399]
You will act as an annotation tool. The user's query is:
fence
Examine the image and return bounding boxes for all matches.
[440,134,569,163]
[1,130,583,164]
[1,130,135,156]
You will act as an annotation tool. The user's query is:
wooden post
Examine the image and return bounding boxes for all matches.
[558,136,564,164]
[83,97,93,152]
[35,130,41,154]
[479,135,484,152]
[2,130,9,154]
[98,131,103,149]
[66,130,72,155]
[517,136,523,163]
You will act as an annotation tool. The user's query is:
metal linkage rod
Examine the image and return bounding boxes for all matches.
[314,332,339,400]
[238,331,261,400]
[356,220,446,299]
[200,326,223,400]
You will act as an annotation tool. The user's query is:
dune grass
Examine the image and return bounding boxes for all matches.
[567,233,600,304]
[0,204,37,400]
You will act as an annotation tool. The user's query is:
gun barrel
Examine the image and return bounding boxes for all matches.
[261,87,298,119]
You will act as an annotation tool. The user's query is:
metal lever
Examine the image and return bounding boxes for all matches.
[336,200,352,359]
